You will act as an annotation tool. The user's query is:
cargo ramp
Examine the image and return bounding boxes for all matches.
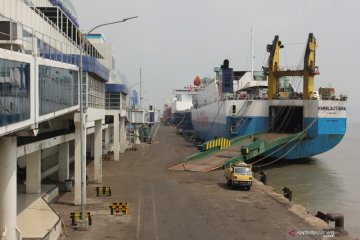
[169,131,306,172]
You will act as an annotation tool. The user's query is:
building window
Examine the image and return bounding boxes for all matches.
[0,59,30,127]
[87,75,105,109]
[39,65,78,115]
[105,92,121,110]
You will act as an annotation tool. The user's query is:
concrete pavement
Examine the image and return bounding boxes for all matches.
[53,125,337,240]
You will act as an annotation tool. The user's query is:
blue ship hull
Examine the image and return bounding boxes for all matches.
[192,116,346,160]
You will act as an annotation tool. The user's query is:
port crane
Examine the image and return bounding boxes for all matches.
[266,33,319,100]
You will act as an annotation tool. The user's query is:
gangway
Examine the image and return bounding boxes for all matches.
[169,131,306,172]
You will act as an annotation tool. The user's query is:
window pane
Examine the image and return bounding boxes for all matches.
[39,65,79,115]
[0,59,30,127]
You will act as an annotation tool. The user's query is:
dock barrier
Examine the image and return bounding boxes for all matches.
[70,212,92,226]
[198,137,231,152]
[96,186,111,196]
[109,202,129,215]
[102,154,110,161]
[126,147,138,152]
[102,151,114,161]
[316,211,346,233]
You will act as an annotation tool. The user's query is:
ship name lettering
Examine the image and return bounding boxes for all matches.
[318,106,346,111]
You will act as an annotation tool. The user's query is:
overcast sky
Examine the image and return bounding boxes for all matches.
[72,0,360,121]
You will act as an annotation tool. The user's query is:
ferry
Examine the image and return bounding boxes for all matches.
[191,34,347,159]
[170,86,196,129]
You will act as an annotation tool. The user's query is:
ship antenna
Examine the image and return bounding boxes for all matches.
[251,27,254,80]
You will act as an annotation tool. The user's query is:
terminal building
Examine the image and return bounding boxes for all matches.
[0,0,159,239]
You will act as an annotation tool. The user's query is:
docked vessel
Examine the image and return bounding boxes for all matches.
[170,86,196,129]
[163,103,172,124]
[191,34,347,159]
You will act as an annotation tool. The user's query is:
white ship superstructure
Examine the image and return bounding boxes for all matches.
[170,86,195,129]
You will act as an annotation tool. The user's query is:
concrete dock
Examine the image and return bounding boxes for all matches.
[52,125,349,240]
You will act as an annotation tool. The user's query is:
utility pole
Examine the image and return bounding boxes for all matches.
[78,16,138,229]
[139,67,142,110]
[79,31,85,228]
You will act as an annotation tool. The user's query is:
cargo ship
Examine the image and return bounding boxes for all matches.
[191,34,347,159]
[163,103,172,124]
[170,86,196,129]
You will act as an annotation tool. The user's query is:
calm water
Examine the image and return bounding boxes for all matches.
[264,122,360,236]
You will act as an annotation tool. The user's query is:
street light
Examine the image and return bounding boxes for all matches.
[78,16,138,225]
[86,17,139,36]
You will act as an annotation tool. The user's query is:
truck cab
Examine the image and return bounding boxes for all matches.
[224,162,253,190]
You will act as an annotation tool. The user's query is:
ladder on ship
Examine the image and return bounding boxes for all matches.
[230,98,252,134]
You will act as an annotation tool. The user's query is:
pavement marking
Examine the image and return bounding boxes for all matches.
[137,154,145,240]
[136,188,142,239]
[151,183,160,240]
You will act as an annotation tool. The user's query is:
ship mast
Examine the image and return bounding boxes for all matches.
[251,28,254,80]
[140,67,142,109]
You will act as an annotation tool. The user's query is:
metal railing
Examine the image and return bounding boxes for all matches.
[2,0,101,58]
[23,0,79,48]
[0,15,80,62]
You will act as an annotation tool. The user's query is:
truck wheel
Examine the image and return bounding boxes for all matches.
[246,186,251,191]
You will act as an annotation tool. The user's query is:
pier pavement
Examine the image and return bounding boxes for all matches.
[52,125,350,240]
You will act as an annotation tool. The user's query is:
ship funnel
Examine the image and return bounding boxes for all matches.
[219,59,233,94]
[222,59,230,69]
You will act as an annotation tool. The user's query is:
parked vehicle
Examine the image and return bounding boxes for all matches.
[224,162,253,190]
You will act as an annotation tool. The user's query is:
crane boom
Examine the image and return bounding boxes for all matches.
[266,33,319,100]
[266,35,282,100]
[303,33,318,100]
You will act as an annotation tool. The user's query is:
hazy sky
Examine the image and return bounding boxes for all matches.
[72,0,360,121]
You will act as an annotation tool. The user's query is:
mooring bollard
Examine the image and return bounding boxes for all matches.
[282,186,292,202]
[260,171,267,185]
[315,211,329,223]
[316,211,346,234]
[327,213,345,232]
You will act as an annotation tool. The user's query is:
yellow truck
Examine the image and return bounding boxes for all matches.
[224,162,253,190]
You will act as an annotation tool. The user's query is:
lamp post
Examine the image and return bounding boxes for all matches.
[78,16,138,224]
